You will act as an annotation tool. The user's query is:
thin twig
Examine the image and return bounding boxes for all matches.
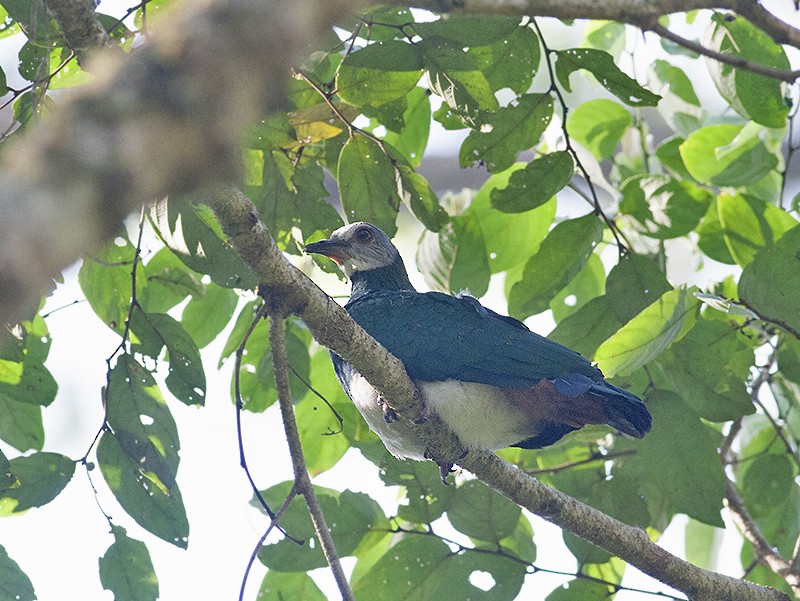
[646,22,800,83]
[239,484,300,601]
[232,300,301,543]
[268,311,355,601]
[532,18,628,258]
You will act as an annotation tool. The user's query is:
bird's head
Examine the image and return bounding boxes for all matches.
[305,222,401,278]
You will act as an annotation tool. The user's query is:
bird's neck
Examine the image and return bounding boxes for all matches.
[349,257,414,299]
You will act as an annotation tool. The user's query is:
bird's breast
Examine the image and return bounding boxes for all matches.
[346,374,540,460]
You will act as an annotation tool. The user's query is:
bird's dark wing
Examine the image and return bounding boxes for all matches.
[345,290,604,388]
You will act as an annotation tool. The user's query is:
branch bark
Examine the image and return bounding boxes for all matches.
[2,0,800,327]
[208,185,790,601]
[268,311,354,601]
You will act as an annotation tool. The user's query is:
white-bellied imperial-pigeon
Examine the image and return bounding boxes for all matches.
[305,222,651,460]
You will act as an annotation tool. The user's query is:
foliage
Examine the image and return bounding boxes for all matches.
[1,1,800,600]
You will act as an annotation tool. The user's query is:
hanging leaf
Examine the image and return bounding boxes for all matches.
[595,286,699,378]
[706,14,790,128]
[338,134,401,236]
[417,218,490,297]
[566,98,631,160]
[739,225,800,335]
[97,431,189,548]
[508,213,603,319]
[490,151,574,212]
[679,123,779,187]
[556,48,661,106]
[99,526,159,601]
[0,545,35,601]
[459,93,554,172]
[336,41,423,107]
[0,452,74,515]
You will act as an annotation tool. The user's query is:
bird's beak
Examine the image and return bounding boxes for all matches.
[305,238,347,265]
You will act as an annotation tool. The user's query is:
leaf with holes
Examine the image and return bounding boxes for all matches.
[338,134,400,236]
[556,48,660,106]
[99,526,159,601]
[491,150,573,212]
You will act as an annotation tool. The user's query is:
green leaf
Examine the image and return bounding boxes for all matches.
[680,123,779,187]
[583,20,626,55]
[741,454,795,516]
[656,136,693,180]
[338,134,400,236]
[106,355,180,490]
[472,25,540,95]
[717,191,797,267]
[258,484,388,571]
[0,396,43,452]
[651,59,703,136]
[129,310,206,406]
[180,283,238,348]
[418,37,498,120]
[623,390,725,527]
[549,253,605,323]
[619,175,712,239]
[0,449,15,490]
[546,580,613,600]
[707,14,790,127]
[491,151,573,212]
[739,224,800,334]
[0,545,35,601]
[97,431,189,548]
[556,48,661,106]
[685,519,725,570]
[417,217,490,297]
[79,238,141,334]
[447,479,521,543]
[380,456,454,524]
[566,98,631,160]
[336,41,423,107]
[696,199,736,264]
[139,247,202,313]
[258,571,325,601]
[150,198,258,289]
[411,15,520,47]
[0,358,56,407]
[459,93,554,172]
[381,86,431,168]
[99,526,159,601]
[605,254,672,324]
[396,164,448,232]
[295,352,351,476]
[508,213,603,319]
[656,317,755,422]
[466,169,557,273]
[595,286,699,378]
[353,536,525,600]
[549,296,622,360]
[0,452,74,515]
[227,316,310,413]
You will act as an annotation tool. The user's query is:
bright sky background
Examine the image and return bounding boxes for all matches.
[3,2,799,600]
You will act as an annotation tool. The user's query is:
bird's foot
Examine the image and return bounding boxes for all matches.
[377,395,399,423]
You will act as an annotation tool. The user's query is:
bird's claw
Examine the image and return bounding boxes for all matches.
[377,395,399,423]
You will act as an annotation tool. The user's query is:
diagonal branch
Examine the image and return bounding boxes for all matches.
[208,184,790,601]
[724,479,800,596]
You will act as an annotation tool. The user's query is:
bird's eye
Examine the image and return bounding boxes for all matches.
[355,227,373,242]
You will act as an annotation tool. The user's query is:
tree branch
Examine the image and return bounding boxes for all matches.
[267,311,354,601]
[0,0,362,327]
[724,479,800,596]
[208,184,790,601]
[647,21,800,83]
[43,0,119,67]
[3,0,799,327]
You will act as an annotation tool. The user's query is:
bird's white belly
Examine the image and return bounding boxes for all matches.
[347,375,532,460]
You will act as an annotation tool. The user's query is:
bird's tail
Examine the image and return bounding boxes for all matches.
[553,374,651,438]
